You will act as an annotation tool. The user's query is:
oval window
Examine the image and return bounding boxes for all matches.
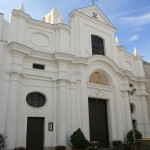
[26,92,46,107]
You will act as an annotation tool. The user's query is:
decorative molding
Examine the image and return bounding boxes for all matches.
[7,42,33,55]
[12,9,71,31]
[95,89,104,97]
[30,32,50,47]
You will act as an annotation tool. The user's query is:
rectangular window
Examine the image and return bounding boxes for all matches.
[33,63,45,70]
[129,83,133,87]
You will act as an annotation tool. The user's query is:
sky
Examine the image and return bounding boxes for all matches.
[0,0,150,62]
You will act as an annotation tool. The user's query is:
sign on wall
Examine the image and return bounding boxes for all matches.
[48,122,53,131]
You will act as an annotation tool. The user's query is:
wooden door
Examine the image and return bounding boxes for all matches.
[89,98,109,148]
[26,117,44,150]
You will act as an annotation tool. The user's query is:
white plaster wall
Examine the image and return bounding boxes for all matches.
[20,79,55,147]
[0,13,10,133]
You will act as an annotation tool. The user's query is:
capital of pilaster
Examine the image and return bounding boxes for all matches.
[70,82,76,89]
[57,79,67,87]
[9,72,22,82]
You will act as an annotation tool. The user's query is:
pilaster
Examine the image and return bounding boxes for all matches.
[5,73,21,149]
[140,96,150,137]
[56,79,67,145]
[70,82,77,133]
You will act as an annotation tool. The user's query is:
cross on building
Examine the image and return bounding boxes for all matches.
[92,0,98,5]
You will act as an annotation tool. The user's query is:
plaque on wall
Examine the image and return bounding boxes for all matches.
[48,122,53,131]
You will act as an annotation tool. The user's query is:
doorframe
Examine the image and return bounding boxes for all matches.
[88,97,112,146]
[26,116,45,150]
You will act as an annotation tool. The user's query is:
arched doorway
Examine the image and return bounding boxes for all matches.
[88,71,110,148]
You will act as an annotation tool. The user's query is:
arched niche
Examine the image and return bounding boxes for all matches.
[89,71,110,86]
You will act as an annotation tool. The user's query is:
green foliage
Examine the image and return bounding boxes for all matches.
[70,128,89,150]
[127,129,142,144]
[0,134,6,149]
[55,145,66,150]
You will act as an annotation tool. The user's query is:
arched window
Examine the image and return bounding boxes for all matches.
[26,92,46,108]
[91,35,104,55]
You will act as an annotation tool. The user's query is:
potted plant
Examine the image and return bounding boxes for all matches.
[112,140,122,149]
[127,129,142,150]
[70,128,89,150]
[55,145,66,150]
[122,141,130,150]
[89,141,99,150]
[0,134,7,150]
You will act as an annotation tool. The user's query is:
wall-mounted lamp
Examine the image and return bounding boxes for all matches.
[128,88,136,95]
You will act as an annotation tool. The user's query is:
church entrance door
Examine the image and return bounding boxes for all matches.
[26,117,44,150]
[89,98,109,148]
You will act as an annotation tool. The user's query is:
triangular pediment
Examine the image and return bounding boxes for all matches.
[75,6,115,28]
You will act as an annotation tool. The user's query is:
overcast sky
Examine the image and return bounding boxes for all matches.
[0,0,150,62]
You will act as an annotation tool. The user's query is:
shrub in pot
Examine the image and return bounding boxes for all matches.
[89,141,99,150]
[127,129,142,144]
[122,141,130,150]
[70,128,89,150]
[55,145,66,150]
[0,134,7,150]
[127,129,142,150]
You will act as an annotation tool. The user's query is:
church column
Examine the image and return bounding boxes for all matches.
[5,73,20,149]
[56,79,67,145]
[140,96,150,137]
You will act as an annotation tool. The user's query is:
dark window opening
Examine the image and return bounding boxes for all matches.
[26,92,46,107]
[33,63,45,70]
[129,83,134,87]
[91,35,104,55]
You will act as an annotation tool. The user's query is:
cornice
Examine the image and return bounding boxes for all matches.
[7,42,33,55]
[6,42,148,82]
[87,82,114,91]
[138,77,150,83]
[88,55,121,74]
[12,10,71,31]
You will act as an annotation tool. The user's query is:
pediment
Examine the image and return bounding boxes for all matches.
[76,6,115,28]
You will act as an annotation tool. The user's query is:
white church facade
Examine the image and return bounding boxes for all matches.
[0,4,150,150]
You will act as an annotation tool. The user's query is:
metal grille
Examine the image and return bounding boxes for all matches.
[91,35,104,55]
[26,92,46,107]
